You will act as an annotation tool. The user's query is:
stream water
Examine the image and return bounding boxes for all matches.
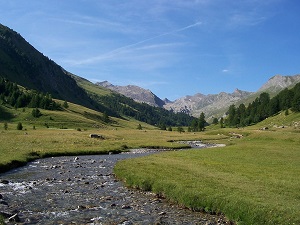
[0,147,229,225]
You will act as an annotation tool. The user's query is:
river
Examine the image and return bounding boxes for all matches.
[0,147,229,224]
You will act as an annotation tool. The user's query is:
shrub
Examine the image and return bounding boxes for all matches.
[137,124,142,130]
[17,122,23,130]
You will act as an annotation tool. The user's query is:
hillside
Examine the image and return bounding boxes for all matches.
[72,75,195,127]
[0,24,95,109]
[0,23,194,127]
[0,98,154,131]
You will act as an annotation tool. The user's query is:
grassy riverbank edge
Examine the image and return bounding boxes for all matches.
[0,127,207,174]
[114,129,300,225]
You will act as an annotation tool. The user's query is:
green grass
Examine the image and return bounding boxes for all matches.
[1,103,300,224]
[114,115,300,224]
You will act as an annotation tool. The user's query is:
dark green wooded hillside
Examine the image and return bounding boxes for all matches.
[0,23,95,109]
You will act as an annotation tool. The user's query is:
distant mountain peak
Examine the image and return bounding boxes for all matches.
[258,74,300,93]
[164,89,253,117]
[97,81,113,88]
[96,81,165,107]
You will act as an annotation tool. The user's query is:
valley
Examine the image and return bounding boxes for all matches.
[1,22,300,224]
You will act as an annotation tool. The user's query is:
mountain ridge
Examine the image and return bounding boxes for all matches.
[96,81,165,107]
[99,74,300,118]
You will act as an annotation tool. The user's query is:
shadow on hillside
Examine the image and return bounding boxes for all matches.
[0,105,14,120]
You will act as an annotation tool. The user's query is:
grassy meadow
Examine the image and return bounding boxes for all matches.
[1,102,300,224]
[0,101,217,171]
[114,118,300,224]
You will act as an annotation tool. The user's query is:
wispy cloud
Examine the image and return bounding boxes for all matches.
[66,21,202,66]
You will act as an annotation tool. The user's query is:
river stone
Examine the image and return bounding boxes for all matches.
[0,180,9,184]
[8,213,20,222]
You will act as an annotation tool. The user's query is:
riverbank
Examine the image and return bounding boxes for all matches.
[0,128,225,174]
[0,152,230,224]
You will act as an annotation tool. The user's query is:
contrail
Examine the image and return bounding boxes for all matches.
[75,21,202,65]
[110,21,202,54]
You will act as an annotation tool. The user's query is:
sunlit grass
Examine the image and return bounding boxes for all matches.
[115,126,300,224]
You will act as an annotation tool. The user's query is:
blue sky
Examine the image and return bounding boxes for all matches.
[1,0,300,100]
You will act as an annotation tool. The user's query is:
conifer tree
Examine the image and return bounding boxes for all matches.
[198,112,206,131]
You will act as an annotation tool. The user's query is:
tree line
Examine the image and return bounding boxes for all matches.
[225,82,300,127]
[0,77,61,110]
[91,92,195,127]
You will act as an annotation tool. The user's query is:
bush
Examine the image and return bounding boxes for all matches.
[17,122,23,130]
[137,124,142,130]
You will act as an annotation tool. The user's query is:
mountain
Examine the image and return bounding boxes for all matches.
[96,81,165,107]
[164,89,253,118]
[164,74,300,118]
[258,74,300,93]
[93,74,300,119]
[0,23,194,126]
[0,23,95,109]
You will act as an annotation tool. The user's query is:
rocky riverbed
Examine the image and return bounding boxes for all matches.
[0,146,230,225]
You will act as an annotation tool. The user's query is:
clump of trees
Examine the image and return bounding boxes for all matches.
[225,82,300,127]
[0,77,61,110]
[188,112,206,132]
[93,93,195,127]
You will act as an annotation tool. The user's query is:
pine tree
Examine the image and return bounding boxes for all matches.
[63,100,69,108]
[198,112,206,131]
[32,108,42,118]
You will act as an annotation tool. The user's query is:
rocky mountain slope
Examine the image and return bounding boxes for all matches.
[164,74,300,118]
[258,74,300,93]
[96,81,165,107]
[164,89,253,117]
